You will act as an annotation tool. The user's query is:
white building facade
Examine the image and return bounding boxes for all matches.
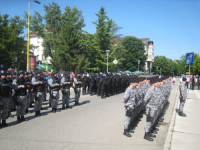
[29,32,51,64]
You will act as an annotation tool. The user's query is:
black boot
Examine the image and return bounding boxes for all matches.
[149,131,156,138]
[144,132,153,141]
[26,109,28,114]
[8,112,14,118]
[55,108,60,112]
[49,103,51,107]
[35,111,40,117]
[52,108,56,113]
[66,104,71,109]
[38,111,42,116]
[62,104,65,110]
[75,101,80,106]
[30,104,33,108]
[17,116,21,123]
[2,120,9,127]
[13,106,16,111]
[21,116,28,121]
[178,112,186,117]
[123,129,132,137]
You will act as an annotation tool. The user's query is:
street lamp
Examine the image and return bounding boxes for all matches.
[27,0,41,71]
[157,67,158,75]
[138,60,140,71]
[106,50,110,73]
[113,59,118,72]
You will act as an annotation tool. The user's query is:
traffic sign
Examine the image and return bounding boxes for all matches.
[186,53,194,65]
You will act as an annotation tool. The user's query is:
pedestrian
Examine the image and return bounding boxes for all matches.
[173,76,175,85]
[178,77,187,117]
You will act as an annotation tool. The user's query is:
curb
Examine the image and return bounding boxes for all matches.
[163,86,179,150]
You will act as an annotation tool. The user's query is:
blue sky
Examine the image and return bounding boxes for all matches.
[1,0,200,60]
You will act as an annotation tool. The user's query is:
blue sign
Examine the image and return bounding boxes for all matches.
[0,64,4,69]
[186,53,194,65]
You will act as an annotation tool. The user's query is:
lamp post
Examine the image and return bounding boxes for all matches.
[106,50,110,73]
[113,59,118,72]
[157,67,158,75]
[27,0,41,71]
[138,60,140,72]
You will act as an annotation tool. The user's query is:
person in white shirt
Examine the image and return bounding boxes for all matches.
[173,76,176,85]
[180,77,182,83]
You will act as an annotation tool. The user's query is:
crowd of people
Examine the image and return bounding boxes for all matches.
[122,75,172,141]
[172,75,199,90]
[0,69,149,127]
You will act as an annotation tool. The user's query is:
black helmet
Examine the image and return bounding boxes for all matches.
[28,71,32,74]
[24,71,29,75]
[6,71,11,75]
[11,72,16,75]
[64,71,70,76]
[0,70,7,75]
[52,71,58,75]
[17,70,24,76]
[35,70,42,75]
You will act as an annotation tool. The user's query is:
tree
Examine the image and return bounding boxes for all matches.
[120,36,146,72]
[0,14,35,70]
[29,2,91,71]
[152,56,173,75]
[193,55,200,75]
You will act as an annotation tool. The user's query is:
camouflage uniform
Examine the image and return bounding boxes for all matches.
[179,82,187,113]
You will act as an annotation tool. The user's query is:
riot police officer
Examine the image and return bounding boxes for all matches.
[89,73,96,96]
[61,71,72,109]
[74,71,82,106]
[82,73,88,95]
[32,70,46,116]
[6,71,14,118]
[49,71,60,112]
[0,70,10,127]
[13,70,28,123]
[24,71,32,114]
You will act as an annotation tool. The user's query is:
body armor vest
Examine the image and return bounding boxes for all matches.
[34,76,44,92]
[0,78,11,97]
[51,77,60,91]
[15,77,27,96]
[63,76,71,89]
[75,76,81,88]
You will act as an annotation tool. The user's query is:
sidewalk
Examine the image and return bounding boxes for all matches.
[164,83,200,150]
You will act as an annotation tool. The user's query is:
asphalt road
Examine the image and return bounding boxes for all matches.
[0,83,178,150]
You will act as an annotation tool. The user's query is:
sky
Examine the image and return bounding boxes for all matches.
[0,0,200,60]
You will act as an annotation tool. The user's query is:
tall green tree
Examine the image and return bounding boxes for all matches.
[193,55,200,75]
[0,14,34,70]
[29,2,92,71]
[92,6,122,72]
[120,36,146,72]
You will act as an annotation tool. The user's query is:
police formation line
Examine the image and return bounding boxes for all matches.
[0,70,135,127]
[122,76,172,141]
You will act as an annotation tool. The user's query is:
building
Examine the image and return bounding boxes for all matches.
[29,32,52,64]
[141,38,154,74]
